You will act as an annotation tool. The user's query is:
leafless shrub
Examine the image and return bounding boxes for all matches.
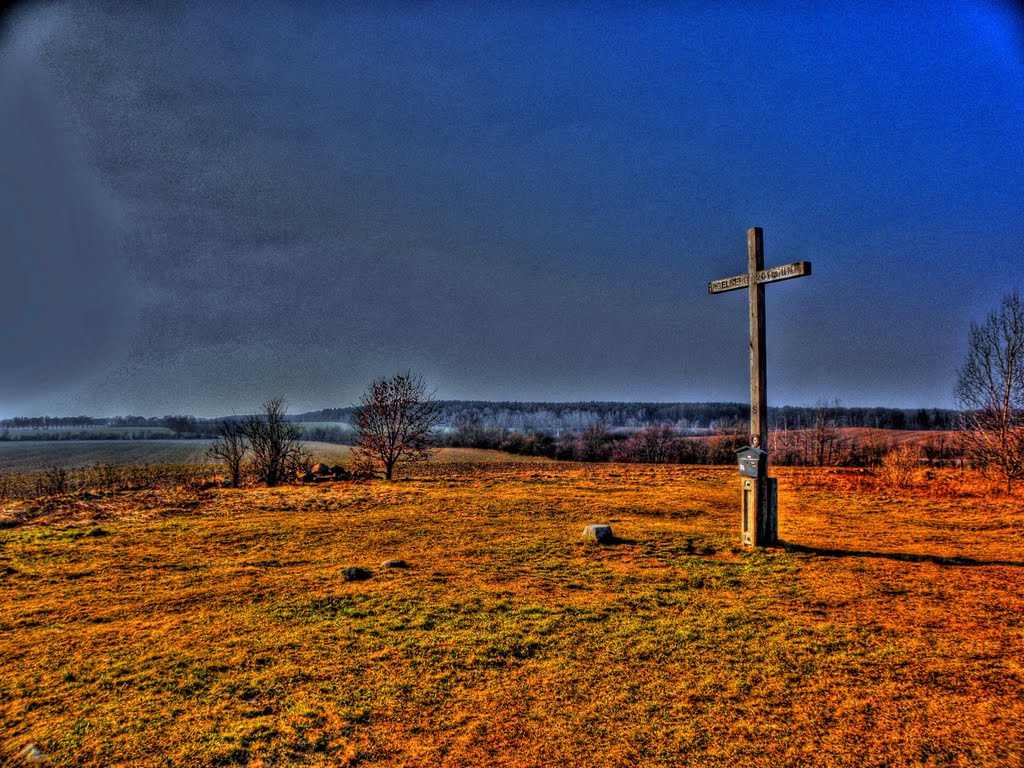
[91,463,121,492]
[244,398,309,487]
[207,419,247,487]
[35,467,70,496]
[852,430,893,468]
[877,445,920,489]
[0,462,208,502]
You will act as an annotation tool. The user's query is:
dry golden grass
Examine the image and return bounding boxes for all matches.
[1,456,1022,767]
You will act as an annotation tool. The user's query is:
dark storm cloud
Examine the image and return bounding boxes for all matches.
[2,2,1023,416]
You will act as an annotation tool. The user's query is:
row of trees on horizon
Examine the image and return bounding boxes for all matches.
[0,401,960,440]
[441,417,962,468]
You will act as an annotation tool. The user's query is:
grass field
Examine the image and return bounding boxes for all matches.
[0,440,216,471]
[1,456,1022,766]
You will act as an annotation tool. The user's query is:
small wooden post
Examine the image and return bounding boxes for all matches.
[708,227,811,547]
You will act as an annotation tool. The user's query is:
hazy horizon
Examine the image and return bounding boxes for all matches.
[0,396,961,422]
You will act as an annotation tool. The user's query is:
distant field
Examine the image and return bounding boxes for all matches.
[0,426,177,439]
[770,427,956,442]
[1,461,1021,766]
[0,441,548,474]
[0,429,960,474]
[0,440,215,471]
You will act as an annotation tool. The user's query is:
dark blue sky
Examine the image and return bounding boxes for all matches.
[2,2,1023,417]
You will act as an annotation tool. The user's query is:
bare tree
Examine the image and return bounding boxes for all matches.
[576,420,612,462]
[207,418,247,487]
[614,424,679,463]
[353,373,440,480]
[244,398,309,487]
[811,398,842,466]
[955,292,1024,492]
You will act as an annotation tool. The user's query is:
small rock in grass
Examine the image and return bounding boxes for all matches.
[342,566,372,582]
[18,743,46,762]
[582,524,614,544]
[380,559,409,569]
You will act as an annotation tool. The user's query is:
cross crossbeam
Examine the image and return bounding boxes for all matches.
[708,261,811,294]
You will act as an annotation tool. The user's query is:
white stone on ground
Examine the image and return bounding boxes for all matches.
[582,525,613,544]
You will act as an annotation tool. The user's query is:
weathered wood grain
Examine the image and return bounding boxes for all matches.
[707,260,811,294]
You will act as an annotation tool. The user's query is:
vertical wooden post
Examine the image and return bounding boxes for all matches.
[747,227,775,546]
[748,227,767,450]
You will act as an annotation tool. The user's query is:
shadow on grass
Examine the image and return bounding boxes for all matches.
[582,536,637,547]
[607,536,638,546]
[781,542,1024,568]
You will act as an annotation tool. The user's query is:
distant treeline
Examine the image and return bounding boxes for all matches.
[2,402,958,443]
[0,401,966,468]
[293,401,959,435]
[441,421,963,468]
[291,400,964,466]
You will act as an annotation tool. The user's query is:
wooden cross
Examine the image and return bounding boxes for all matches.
[708,227,811,546]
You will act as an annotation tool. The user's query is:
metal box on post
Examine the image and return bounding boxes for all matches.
[736,446,767,478]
